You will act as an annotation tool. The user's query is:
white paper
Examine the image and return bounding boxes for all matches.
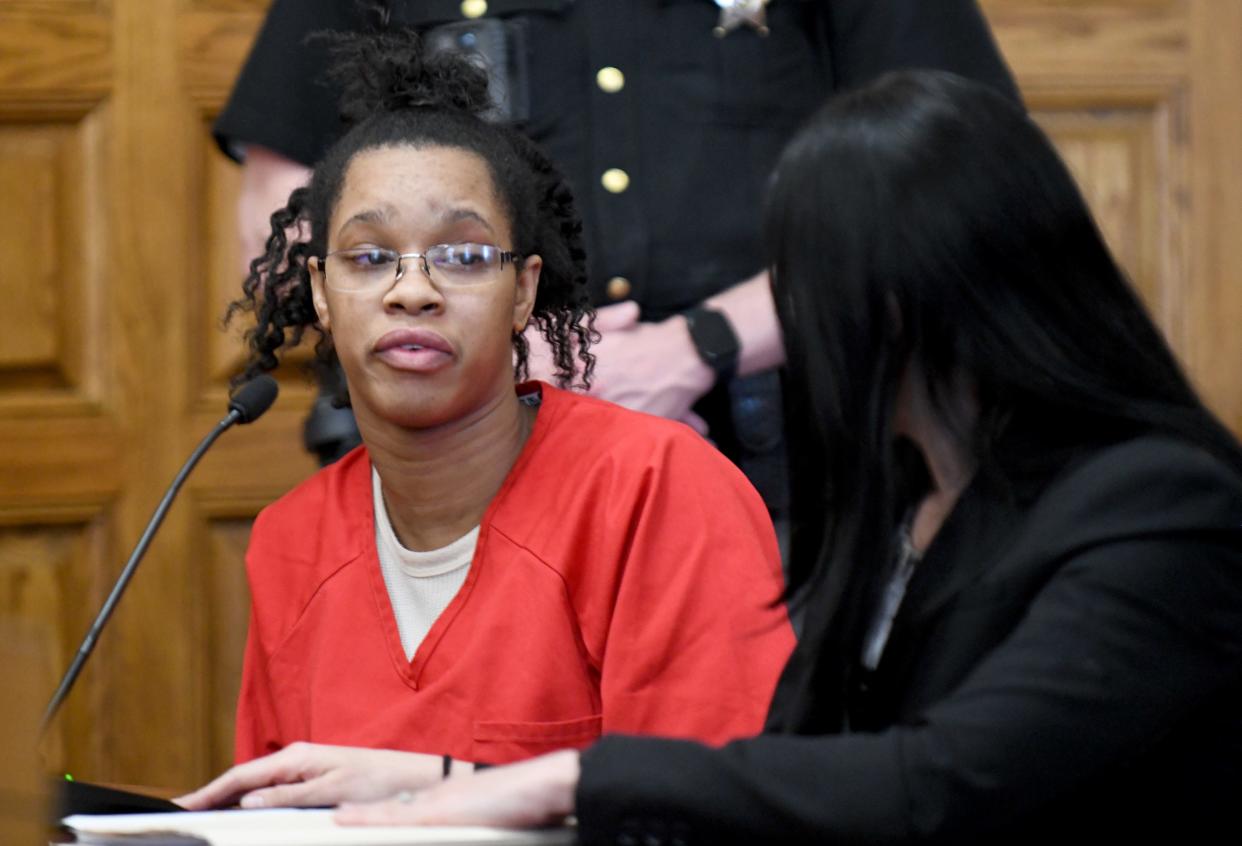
[64,808,576,846]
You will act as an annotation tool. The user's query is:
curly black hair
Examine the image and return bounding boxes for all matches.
[226,23,595,396]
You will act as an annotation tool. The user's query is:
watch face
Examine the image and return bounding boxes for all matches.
[687,308,740,375]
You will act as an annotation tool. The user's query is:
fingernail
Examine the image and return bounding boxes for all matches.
[240,794,265,809]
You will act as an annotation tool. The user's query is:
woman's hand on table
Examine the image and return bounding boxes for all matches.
[173,742,447,810]
[335,749,580,828]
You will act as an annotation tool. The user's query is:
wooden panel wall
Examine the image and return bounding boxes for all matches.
[0,620,51,843]
[0,0,314,790]
[0,0,1238,792]
[989,0,1242,430]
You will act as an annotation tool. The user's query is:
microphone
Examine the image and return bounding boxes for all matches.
[41,375,279,732]
[228,372,279,423]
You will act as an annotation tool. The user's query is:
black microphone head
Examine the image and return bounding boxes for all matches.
[228,375,279,424]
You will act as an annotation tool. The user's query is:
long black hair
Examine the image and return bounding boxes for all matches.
[227,19,594,393]
[764,70,1242,699]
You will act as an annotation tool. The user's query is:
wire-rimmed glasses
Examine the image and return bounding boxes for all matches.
[320,243,522,291]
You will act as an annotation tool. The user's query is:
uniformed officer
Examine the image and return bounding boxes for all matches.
[214,0,1019,518]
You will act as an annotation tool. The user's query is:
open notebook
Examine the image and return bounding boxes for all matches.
[63,808,576,846]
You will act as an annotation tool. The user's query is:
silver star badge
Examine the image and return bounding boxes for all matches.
[713,0,771,38]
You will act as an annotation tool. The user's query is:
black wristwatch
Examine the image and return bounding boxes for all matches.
[683,306,740,384]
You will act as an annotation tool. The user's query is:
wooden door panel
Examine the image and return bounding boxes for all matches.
[990,1,1193,343]
[1034,89,1188,341]
[196,131,247,387]
[199,513,253,776]
[986,0,1242,430]
[0,126,64,369]
[1184,0,1242,431]
[985,0,1188,79]
[0,515,111,776]
[0,7,109,105]
[0,107,109,406]
[0,618,54,844]
[0,0,124,789]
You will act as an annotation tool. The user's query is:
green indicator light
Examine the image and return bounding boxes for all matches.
[64,773,75,782]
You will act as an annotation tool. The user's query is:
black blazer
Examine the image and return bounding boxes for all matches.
[577,437,1242,844]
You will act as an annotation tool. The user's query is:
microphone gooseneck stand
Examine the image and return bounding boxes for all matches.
[41,375,279,733]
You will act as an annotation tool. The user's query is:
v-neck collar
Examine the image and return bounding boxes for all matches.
[355,382,566,690]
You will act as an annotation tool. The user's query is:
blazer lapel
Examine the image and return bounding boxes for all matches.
[880,474,1028,669]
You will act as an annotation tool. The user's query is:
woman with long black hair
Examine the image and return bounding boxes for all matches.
[335,70,1242,842]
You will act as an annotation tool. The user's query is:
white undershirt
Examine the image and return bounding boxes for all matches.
[372,467,479,661]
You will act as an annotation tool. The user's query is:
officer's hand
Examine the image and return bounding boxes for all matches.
[522,301,713,434]
[523,301,639,384]
[584,303,714,426]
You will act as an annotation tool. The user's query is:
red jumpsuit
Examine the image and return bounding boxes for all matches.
[235,383,794,764]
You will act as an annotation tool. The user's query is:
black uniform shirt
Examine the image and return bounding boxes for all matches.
[214,0,1018,318]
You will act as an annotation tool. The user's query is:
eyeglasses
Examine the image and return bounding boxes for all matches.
[319,243,522,291]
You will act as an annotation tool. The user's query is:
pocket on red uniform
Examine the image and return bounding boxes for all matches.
[471,713,602,762]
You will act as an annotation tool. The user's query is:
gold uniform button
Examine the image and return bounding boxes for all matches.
[601,168,630,193]
[606,276,633,300]
[461,0,487,18]
[596,66,625,93]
